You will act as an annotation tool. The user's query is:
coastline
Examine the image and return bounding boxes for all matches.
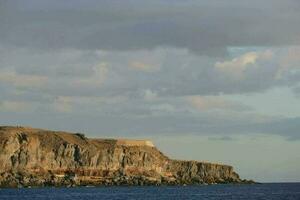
[0,126,254,188]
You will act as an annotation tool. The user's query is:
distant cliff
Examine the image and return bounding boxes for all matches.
[0,126,252,187]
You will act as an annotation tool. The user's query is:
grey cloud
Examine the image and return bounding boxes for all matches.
[1,0,300,55]
[1,47,300,99]
[254,117,300,140]
[1,0,300,142]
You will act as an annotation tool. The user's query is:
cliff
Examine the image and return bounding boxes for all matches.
[0,126,251,187]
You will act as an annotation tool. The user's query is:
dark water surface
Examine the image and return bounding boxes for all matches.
[0,183,299,200]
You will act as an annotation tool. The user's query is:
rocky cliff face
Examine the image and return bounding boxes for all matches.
[0,126,250,187]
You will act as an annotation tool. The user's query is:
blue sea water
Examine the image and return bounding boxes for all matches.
[0,183,299,200]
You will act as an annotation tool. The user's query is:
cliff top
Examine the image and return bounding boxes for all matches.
[0,126,155,147]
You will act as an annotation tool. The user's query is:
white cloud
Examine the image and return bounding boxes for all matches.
[0,68,48,87]
[72,62,108,87]
[129,61,160,72]
[150,104,175,113]
[276,47,300,79]
[188,96,227,111]
[215,50,273,79]
[143,89,158,101]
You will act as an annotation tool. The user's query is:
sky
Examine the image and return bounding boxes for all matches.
[0,0,300,182]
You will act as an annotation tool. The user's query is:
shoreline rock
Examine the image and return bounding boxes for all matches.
[0,126,254,188]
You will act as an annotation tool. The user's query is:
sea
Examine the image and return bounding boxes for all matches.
[0,183,299,200]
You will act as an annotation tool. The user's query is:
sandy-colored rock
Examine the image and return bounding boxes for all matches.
[0,126,249,187]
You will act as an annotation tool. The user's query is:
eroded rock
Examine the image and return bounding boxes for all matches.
[0,126,251,187]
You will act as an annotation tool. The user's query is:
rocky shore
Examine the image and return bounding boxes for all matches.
[0,126,254,187]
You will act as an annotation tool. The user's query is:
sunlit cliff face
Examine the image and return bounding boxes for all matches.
[0,126,245,187]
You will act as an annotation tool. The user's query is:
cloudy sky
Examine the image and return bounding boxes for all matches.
[1,0,300,182]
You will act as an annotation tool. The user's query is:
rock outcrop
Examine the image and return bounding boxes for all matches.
[0,126,252,187]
